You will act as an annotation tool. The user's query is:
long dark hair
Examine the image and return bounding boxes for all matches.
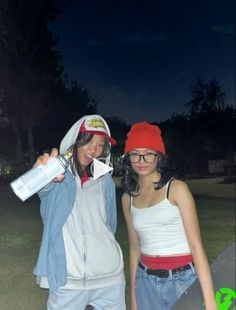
[121,151,170,196]
[71,132,111,177]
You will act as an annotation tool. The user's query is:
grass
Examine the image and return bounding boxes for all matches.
[186,177,235,259]
[0,177,235,309]
[0,186,47,310]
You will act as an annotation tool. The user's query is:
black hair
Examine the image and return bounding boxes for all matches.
[121,151,171,196]
[71,132,111,177]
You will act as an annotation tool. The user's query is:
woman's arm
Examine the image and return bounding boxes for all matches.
[170,180,217,310]
[122,193,140,310]
[104,174,117,234]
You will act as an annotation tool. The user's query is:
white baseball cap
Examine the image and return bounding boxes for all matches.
[60,115,116,154]
[79,116,116,145]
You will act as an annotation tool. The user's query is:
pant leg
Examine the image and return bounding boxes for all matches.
[47,288,89,310]
[135,265,197,310]
[163,267,197,309]
[135,266,165,310]
[89,281,126,310]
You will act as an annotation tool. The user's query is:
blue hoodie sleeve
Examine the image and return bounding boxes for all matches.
[103,174,117,234]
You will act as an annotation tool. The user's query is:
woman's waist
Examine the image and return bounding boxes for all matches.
[141,252,192,257]
[140,239,191,255]
[140,253,193,269]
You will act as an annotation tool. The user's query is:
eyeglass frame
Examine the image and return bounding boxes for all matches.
[128,152,158,163]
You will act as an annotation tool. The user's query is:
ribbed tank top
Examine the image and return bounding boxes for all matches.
[131,178,191,256]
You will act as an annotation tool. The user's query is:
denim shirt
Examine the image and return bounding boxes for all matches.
[33,170,117,290]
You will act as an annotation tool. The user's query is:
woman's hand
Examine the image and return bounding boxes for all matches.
[34,148,65,182]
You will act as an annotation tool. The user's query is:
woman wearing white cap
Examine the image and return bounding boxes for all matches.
[33,115,125,310]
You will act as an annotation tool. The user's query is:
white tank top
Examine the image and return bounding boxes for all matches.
[131,178,191,256]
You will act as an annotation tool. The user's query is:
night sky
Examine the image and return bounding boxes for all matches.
[50,0,235,124]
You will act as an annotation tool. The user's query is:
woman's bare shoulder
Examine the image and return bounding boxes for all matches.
[170,178,194,206]
[171,178,189,191]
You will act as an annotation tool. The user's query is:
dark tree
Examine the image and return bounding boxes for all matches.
[184,78,235,177]
[0,0,97,173]
[0,0,70,167]
[160,79,235,178]
[185,78,226,115]
[160,114,199,177]
[105,116,129,156]
[36,80,98,151]
[104,116,129,176]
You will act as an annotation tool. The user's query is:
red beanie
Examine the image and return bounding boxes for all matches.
[124,122,165,154]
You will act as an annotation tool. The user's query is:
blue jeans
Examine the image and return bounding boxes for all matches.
[135,264,196,310]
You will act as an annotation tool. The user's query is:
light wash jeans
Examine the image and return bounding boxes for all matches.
[47,281,126,310]
[135,263,196,310]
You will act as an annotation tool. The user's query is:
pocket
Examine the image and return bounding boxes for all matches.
[85,233,124,279]
[174,269,197,297]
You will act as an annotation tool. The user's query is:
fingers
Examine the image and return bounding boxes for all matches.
[34,154,48,167]
[53,174,65,183]
[34,148,59,167]
[50,148,59,158]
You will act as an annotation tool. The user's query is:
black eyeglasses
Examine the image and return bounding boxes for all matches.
[128,152,158,163]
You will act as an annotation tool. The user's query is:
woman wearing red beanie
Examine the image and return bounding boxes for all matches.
[121,122,217,310]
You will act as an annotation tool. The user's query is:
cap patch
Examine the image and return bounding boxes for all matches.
[86,118,106,132]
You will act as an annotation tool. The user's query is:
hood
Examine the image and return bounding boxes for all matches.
[60,114,114,162]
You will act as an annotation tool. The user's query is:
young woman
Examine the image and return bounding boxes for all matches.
[121,121,217,310]
[34,115,125,310]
